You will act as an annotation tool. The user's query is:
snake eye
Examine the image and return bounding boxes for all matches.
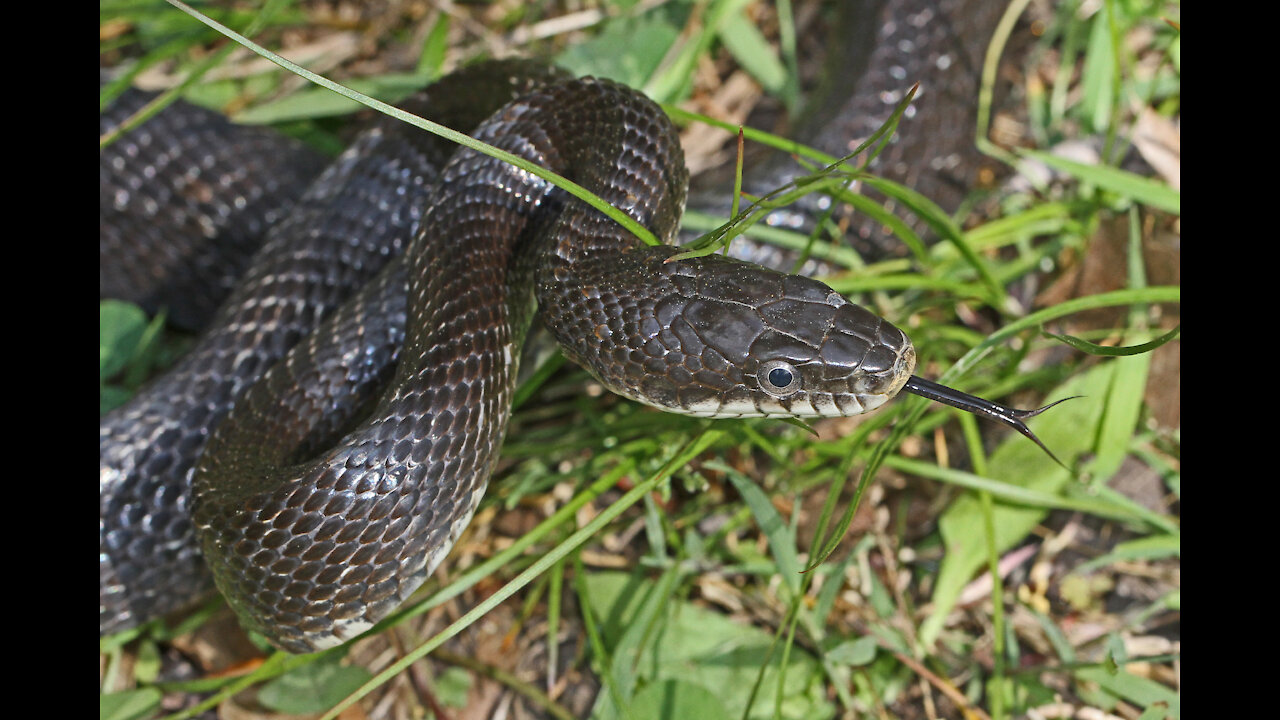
[759,360,801,398]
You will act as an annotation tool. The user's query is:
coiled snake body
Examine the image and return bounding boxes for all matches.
[101,1,1035,653]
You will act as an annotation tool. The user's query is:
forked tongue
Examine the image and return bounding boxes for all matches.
[902,376,1076,470]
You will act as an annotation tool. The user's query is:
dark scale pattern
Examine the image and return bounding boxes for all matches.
[100,86,329,330]
[183,75,913,652]
[101,68,917,652]
[191,78,693,652]
[101,0,993,652]
[100,62,572,638]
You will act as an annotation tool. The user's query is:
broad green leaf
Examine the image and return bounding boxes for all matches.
[258,660,374,715]
[556,15,681,93]
[100,688,162,720]
[718,13,786,93]
[824,637,878,667]
[583,571,833,720]
[727,473,801,595]
[631,680,733,720]
[100,300,148,381]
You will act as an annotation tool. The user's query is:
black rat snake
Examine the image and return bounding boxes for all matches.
[101,0,1055,654]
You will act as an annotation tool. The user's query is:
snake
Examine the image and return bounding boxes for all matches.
[100,0,1062,654]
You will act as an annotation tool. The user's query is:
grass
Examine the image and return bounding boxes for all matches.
[100,1,1181,718]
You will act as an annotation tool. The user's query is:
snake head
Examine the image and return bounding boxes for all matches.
[541,249,917,419]
[541,247,1071,466]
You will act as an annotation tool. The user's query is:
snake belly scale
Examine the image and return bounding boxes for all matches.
[102,64,918,653]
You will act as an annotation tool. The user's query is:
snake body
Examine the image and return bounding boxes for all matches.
[99,81,328,330]
[101,0,1003,652]
[101,62,575,643]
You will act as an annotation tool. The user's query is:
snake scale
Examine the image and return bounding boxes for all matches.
[100,0,1052,654]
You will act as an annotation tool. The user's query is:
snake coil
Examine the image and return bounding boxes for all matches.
[101,0,1056,653]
